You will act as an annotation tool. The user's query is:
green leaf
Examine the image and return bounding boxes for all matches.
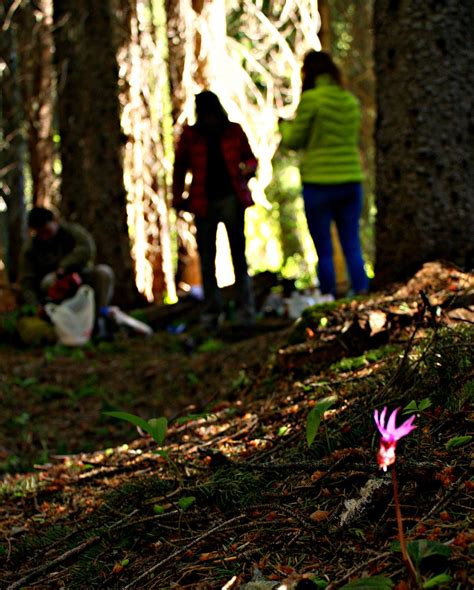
[178,496,196,511]
[403,400,418,413]
[445,435,472,450]
[153,449,168,458]
[422,573,452,588]
[103,411,153,436]
[148,417,168,445]
[306,396,337,447]
[175,412,209,425]
[403,398,431,414]
[407,540,451,567]
[153,504,165,514]
[340,575,394,589]
[389,540,401,552]
[418,398,432,411]
[309,579,328,589]
[306,407,322,447]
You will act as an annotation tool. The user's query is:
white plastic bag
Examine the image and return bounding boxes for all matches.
[45,285,95,346]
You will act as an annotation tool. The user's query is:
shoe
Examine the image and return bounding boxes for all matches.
[93,317,114,342]
[200,312,225,333]
[234,308,256,328]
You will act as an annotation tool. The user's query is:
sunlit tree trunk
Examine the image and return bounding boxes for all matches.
[53,0,141,307]
[374,0,474,285]
[165,0,208,294]
[0,1,27,283]
[118,0,176,302]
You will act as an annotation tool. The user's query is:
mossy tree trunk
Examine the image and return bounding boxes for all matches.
[374,0,474,285]
[53,0,141,307]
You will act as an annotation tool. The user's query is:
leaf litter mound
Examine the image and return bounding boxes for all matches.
[0,262,473,589]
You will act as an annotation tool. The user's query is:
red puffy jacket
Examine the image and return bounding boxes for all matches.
[172,122,257,218]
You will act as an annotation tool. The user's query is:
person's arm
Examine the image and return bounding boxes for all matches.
[18,245,40,306]
[279,91,317,150]
[59,223,96,271]
[238,125,258,178]
[172,127,191,210]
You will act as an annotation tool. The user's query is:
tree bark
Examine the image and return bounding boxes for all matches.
[16,0,56,208]
[374,0,474,285]
[0,1,27,283]
[53,0,141,307]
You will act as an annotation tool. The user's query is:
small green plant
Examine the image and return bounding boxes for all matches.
[403,398,432,414]
[422,573,452,588]
[177,496,196,511]
[186,371,201,386]
[306,396,337,449]
[197,338,223,352]
[390,539,452,588]
[104,411,168,445]
[231,369,250,390]
[309,578,328,589]
[445,435,472,450]
[103,411,183,482]
[340,575,394,589]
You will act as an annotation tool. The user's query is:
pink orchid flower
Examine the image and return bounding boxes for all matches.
[374,407,416,471]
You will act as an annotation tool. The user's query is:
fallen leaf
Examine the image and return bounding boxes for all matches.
[309,510,330,522]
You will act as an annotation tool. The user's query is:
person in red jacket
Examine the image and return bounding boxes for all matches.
[173,91,257,330]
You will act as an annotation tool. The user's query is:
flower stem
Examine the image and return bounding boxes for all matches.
[391,466,418,584]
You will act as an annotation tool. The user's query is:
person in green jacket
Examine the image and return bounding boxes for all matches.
[279,50,368,295]
[19,207,115,313]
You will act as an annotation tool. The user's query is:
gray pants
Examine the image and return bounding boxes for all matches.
[41,264,115,311]
[195,196,255,326]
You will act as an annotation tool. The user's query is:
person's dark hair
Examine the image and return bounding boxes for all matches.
[28,207,55,229]
[195,91,229,130]
[301,50,342,92]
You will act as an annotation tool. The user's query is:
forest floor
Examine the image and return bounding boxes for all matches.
[0,262,473,590]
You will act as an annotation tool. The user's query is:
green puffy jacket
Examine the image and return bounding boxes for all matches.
[279,74,363,184]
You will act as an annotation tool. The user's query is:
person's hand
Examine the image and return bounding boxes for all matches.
[36,304,47,319]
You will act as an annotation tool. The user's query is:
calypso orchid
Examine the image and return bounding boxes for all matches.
[374,407,416,471]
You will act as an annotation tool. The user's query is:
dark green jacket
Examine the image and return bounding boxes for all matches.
[19,222,96,305]
[279,75,363,184]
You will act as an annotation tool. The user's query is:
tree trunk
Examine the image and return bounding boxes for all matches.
[0,1,27,283]
[118,0,176,302]
[318,0,331,52]
[165,0,206,295]
[53,0,141,307]
[16,0,56,208]
[374,0,474,286]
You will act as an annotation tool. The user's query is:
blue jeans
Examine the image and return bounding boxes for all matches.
[195,196,255,323]
[303,182,368,295]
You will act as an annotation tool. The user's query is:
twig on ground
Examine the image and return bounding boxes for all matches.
[330,550,392,587]
[7,536,100,590]
[123,513,246,589]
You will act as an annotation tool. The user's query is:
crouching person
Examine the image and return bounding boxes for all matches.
[19,207,115,340]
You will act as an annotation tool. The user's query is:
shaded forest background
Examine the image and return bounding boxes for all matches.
[0,0,473,308]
